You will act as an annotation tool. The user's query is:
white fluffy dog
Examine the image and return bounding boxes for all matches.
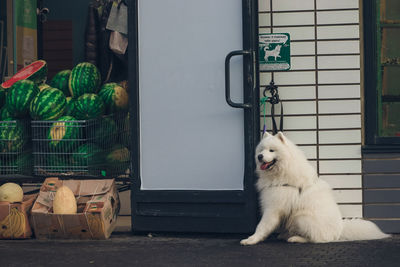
[241,132,390,245]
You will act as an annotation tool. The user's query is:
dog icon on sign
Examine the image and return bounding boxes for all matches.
[264,45,282,62]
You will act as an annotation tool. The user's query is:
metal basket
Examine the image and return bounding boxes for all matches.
[0,120,33,176]
[32,113,131,178]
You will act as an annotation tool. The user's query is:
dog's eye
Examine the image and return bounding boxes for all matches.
[269,149,274,152]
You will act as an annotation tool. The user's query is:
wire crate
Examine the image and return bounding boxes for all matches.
[0,120,33,176]
[32,113,131,178]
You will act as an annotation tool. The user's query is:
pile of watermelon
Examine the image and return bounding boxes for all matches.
[0,60,131,177]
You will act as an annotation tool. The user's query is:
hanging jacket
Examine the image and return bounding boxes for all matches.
[85,0,128,83]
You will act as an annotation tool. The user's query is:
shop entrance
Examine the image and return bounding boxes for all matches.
[130,0,259,233]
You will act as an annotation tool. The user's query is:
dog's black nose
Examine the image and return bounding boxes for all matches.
[257,154,263,161]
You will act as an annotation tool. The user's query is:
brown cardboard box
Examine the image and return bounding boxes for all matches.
[0,194,36,239]
[31,177,120,239]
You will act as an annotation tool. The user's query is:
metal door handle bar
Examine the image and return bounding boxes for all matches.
[225,50,252,109]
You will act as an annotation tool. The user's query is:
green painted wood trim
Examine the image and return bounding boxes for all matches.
[376,0,383,136]
[380,23,400,27]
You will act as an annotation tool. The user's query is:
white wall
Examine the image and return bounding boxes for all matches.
[259,0,362,217]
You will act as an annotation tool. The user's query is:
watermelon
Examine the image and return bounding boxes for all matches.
[119,113,131,148]
[46,154,71,169]
[0,151,32,175]
[93,117,117,147]
[14,152,33,173]
[50,70,71,96]
[47,116,81,151]
[6,80,39,118]
[38,83,52,91]
[98,83,129,114]
[63,97,75,116]
[73,93,105,120]
[119,80,128,91]
[0,87,5,108]
[0,60,48,89]
[68,62,101,98]
[72,143,104,168]
[0,120,27,153]
[105,144,130,174]
[0,107,13,120]
[30,87,67,120]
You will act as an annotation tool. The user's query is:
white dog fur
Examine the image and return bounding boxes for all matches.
[241,132,390,245]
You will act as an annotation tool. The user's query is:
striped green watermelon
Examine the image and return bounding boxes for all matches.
[0,60,48,90]
[72,143,104,168]
[98,83,129,114]
[68,62,101,98]
[6,80,39,118]
[47,115,81,151]
[50,70,71,96]
[30,87,67,120]
[0,151,33,175]
[105,144,130,174]
[14,151,33,173]
[25,60,48,85]
[0,119,27,153]
[64,97,76,117]
[46,154,71,170]
[119,80,128,91]
[119,113,131,148]
[0,107,13,120]
[38,83,51,91]
[93,117,117,147]
[74,93,105,120]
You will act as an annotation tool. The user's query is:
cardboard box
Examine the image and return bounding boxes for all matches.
[31,178,120,239]
[0,194,36,239]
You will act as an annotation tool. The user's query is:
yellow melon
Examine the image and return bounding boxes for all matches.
[53,186,77,214]
[0,183,24,202]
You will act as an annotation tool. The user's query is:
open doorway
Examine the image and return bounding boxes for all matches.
[0,0,131,233]
[38,0,131,220]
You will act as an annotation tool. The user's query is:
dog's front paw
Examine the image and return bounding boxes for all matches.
[240,235,260,246]
[287,236,308,243]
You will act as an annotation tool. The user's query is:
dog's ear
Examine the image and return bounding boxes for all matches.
[276,132,286,144]
[262,132,271,139]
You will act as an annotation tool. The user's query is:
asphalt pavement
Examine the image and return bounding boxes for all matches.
[1,233,399,267]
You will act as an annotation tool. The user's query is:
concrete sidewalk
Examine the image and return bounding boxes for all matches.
[1,230,399,267]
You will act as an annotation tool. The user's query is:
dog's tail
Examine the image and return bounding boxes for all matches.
[339,218,390,241]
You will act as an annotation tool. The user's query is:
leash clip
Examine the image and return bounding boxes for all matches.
[262,79,284,135]
[263,80,280,105]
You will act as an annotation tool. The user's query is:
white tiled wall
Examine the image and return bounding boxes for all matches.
[318,85,361,99]
[318,40,360,54]
[291,42,316,55]
[316,0,359,10]
[318,100,361,114]
[259,0,362,217]
[278,86,316,100]
[317,11,359,24]
[318,55,360,69]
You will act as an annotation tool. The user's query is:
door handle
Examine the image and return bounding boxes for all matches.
[225,50,252,109]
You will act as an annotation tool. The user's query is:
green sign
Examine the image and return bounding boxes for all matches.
[259,33,290,71]
[15,0,37,29]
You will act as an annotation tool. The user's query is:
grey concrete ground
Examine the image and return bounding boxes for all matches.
[1,233,399,267]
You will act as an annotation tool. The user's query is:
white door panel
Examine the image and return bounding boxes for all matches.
[139,0,244,190]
